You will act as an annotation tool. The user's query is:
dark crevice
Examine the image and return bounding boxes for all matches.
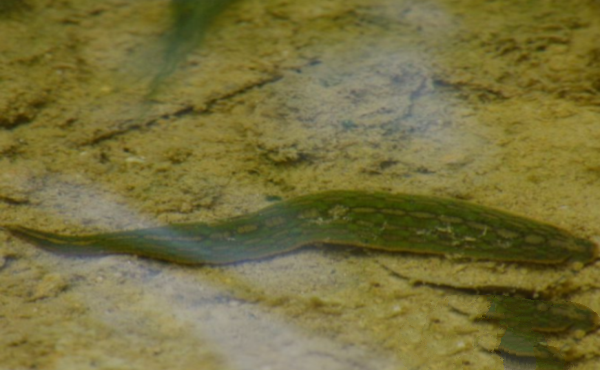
[197,74,283,115]
[82,73,284,146]
[376,260,554,300]
[0,196,30,205]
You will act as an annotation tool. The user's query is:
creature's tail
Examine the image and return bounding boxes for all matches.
[1,225,113,256]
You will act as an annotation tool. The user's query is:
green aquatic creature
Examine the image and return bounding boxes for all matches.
[149,0,239,94]
[480,295,599,369]
[497,328,565,370]
[482,295,599,334]
[4,191,598,367]
[2,190,596,265]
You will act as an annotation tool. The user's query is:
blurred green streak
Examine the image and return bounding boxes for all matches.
[149,0,239,95]
[0,0,29,17]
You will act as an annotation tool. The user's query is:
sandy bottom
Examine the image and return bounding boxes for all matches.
[1,0,600,369]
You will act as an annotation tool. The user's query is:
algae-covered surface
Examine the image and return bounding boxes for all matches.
[1,0,600,369]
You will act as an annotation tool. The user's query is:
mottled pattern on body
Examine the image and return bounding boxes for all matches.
[2,190,596,265]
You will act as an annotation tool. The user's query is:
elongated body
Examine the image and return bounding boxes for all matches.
[481,295,599,361]
[2,191,596,265]
[482,295,599,334]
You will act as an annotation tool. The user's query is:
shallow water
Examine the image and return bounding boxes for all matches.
[1,0,600,369]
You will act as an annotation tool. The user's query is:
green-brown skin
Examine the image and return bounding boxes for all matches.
[481,295,600,361]
[2,190,597,265]
[3,190,600,361]
[482,295,599,334]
